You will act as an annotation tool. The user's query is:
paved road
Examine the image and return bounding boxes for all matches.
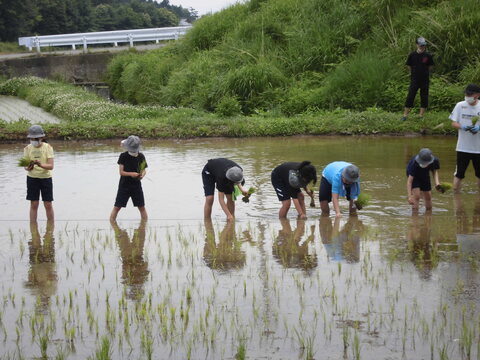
[0,43,165,61]
[0,96,60,123]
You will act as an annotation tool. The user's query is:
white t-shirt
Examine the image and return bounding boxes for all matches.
[449,100,480,154]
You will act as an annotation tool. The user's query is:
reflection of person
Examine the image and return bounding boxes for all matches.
[407,214,435,280]
[450,84,480,193]
[402,37,434,121]
[23,125,55,222]
[406,148,442,212]
[110,135,148,221]
[24,221,57,310]
[203,219,246,270]
[272,218,317,270]
[110,219,149,300]
[271,161,317,219]
[202,158,248,221]
[319,162,360,218]
[319,216,361,263]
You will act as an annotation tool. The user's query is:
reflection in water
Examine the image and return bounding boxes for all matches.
[319,216,362,263]
[406,214,437,280]
[24,221,57,312]
[203,220,246,270]
[111,220,149,300]
[454,194,480,254]
[272,218,317,270]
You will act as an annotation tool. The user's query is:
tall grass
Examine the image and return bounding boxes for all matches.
[104,0,475,115]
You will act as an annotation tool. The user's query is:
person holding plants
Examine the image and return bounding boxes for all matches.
[401,37,434,121]
[271,161,317,219]
[202,158,248,221]
[110,135,148,221]
[406,148,442,212]
[450,83,480,193]
[319,161,360,218]
[23,125,55,222]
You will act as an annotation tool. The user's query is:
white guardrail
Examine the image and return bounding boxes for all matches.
[18,26,191,52]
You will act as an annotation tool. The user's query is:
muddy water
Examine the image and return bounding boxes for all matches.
[1,136,480,359]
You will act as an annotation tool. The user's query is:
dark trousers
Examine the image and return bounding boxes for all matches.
[405,81,429,108]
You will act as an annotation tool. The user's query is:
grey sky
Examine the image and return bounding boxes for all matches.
[167,0,245,15]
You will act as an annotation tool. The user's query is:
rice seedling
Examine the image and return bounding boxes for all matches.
[354,193,371,210]
[17,157,32,167]
[436,182,453,193]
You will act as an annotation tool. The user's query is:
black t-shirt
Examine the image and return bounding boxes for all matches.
[406,51,434,83]
[272,162,306,198]
[406,156,440,183]
[118,152,147,185]
[206,158,244,194]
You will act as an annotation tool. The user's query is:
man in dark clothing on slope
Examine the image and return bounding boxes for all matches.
[401,37,434,121]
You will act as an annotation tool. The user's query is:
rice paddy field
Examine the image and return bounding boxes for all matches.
[1,136,480,359]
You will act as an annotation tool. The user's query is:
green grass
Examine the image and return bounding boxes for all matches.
[0,77,456,140]
[102,0,478,116]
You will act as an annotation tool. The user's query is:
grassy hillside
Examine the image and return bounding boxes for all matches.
[105,0,479,116]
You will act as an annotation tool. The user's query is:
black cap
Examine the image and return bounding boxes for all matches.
[465,84,480,95]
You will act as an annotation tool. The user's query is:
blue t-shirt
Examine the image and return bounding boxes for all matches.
[406,156,440,181]
[322,161,360,199]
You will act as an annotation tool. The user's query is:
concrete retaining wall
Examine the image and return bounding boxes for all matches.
[0,52,115,83]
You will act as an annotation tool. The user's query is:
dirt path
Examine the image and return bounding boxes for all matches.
[0,95,61,123]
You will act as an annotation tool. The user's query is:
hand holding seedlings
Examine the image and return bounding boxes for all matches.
[242,187,256,203]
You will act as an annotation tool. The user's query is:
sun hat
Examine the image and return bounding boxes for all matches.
[226,166,243,183]
[121,135,141,152]
[415,148,434,167]
[416,37,427,46]
[27,125,46,138]
[342,165,360,183]
[465,84,480,96]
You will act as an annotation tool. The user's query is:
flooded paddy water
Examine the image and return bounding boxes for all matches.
[1,136,480,359]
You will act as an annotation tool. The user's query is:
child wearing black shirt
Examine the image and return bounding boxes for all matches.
[110,136,148,220]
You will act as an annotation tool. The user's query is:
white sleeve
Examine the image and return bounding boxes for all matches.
[449,103,461,122]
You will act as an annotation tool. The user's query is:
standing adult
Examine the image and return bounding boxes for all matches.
[401,37,434,121]
[202,158,248,221]
[319,161,360,218]
[271,161,317,219]
[450,84,480,192]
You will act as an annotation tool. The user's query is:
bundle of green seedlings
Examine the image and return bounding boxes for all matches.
[242,187,256,203]
[354,193,370,210]
[306,182,316,207]
[18,157,32,167]
[138,160,147,178]
[436,182,452,193]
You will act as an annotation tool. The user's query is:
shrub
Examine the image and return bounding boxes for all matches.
[215,95,242,117]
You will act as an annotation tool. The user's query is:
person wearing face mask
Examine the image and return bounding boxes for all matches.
[401,37,434,121]
[110,135,148,221]
[319,162,360,218]
[24,125,55,222]
[406,148,442,213]
[450,84,480,193]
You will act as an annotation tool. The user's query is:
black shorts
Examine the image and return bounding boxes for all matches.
[26,177,53,202]
[202,164,216,197]
[319,176,351,202]
[271,170,300,201]
[411,176,431,192]
[455,151,480,179]
[114,182,145,207]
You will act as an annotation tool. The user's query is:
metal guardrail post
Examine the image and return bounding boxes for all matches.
[128,34,133,47]
[82,37,87,53]
[35,36,40,53]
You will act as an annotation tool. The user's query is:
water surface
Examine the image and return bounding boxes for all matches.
[1,136,479,359]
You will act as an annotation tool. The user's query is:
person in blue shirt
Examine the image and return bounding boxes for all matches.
[406,148,442,212]
[319,161,360,217]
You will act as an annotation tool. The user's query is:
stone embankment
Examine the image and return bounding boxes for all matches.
[0,95,60,123]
